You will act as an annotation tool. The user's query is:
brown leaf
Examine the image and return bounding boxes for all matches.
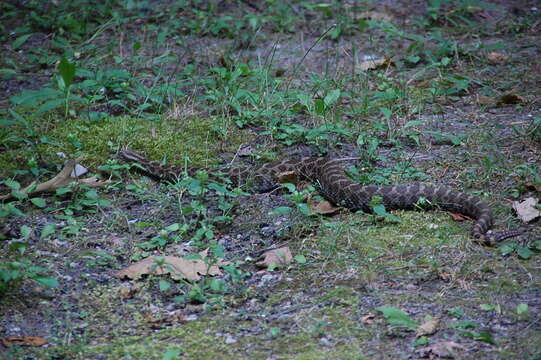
[309,199,340,215]
[119,284,142,299]
[498,93,524,105]
[416,318,440,337]
[356,57,394,72]
[512,197,541,223]
[354,11,393,22]
[524,183,541,193]
[115,250,226,281]
[361,314,375,325]
[487,52,508,64]
[277,170,298,184]
[476,94,493,106]
[146,311,191,328]
[257,247,293,268]
[448,212,470,221]
[416,341,466,358]
[1,336,47,347]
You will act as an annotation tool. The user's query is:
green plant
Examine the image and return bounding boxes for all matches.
[10,57,84,118]
[375,306,417,330]
[0,227,58,296]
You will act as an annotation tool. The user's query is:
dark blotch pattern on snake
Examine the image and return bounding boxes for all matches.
[119,150,522,245]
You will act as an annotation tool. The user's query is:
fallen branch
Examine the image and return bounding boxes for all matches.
[0,157,112,201]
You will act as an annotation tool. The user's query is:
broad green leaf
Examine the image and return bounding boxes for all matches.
[31,274,59,288]
[162,348,181,360]
[517,246,534,260]
[10,88,61,106]
[516,303,528,315]
[375,306,417,329]
[294,255,307,264]
[12,33,32,50]
[35,98,66,115]
[40,224,56,239]
[159,280,171,291]
[297,203,312,216]
[324,89,341,107]
[59,57,76,88]
[3,180,20,190]
[164,223,180,232]
[315,98,325,115]
[31,197,46,208]
[20,225,32,239]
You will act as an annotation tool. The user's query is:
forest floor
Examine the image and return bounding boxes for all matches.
[0,1,540,359]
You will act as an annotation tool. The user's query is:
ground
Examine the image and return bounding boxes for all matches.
[0,1,540,359]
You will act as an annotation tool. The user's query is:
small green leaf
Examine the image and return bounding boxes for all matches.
[4,180,20,190]
[375,306,417,329]
[56,187,72,195]
[20,225,32,239]
[164,223,180,232]
[31,275,59,288]
[40,224,56,239]
[452,320,478,329]
[315,98,325,115]
[11,190,27,200]
[324,89,341,107]
[498,242,516,256]
[379,107,392,120]
[517,246,534,260]
[12,33,32,50]
[159,280,171,292]
[162,348,181,360]
[31,197,46,208]
[296,203,312,216]
[413,336,429,347]
[294,255,307,264]
[516,303,528,315]
[446,308,464,318]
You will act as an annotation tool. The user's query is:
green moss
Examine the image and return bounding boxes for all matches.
[0,115,249,178]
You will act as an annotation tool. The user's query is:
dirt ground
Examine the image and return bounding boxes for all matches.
[0,1,540,359]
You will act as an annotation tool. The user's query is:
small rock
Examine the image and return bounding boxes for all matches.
[224,335,237,344]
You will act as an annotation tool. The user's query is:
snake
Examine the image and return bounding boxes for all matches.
[119,150,522,245]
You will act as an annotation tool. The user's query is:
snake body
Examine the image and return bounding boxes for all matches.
[119,150,521,245]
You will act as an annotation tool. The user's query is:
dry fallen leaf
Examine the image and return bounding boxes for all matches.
[448,212,470,221]
[354,11,393,22]
[416,341,466,358]
[116,250,226,281]
[512,197,541,223]
[476,94,493,106]
[416,318,441,337]
[524,183,541,193]
[277,170,298,184]
[357,57,394,72]
[119,284,143,299]
[309,199,340,215]
[498,93,524,105]
[1,336,47,347]
[361,314,375,325]
[257,247,293,268]
[487,52,508,64]
[145,311,191,328]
